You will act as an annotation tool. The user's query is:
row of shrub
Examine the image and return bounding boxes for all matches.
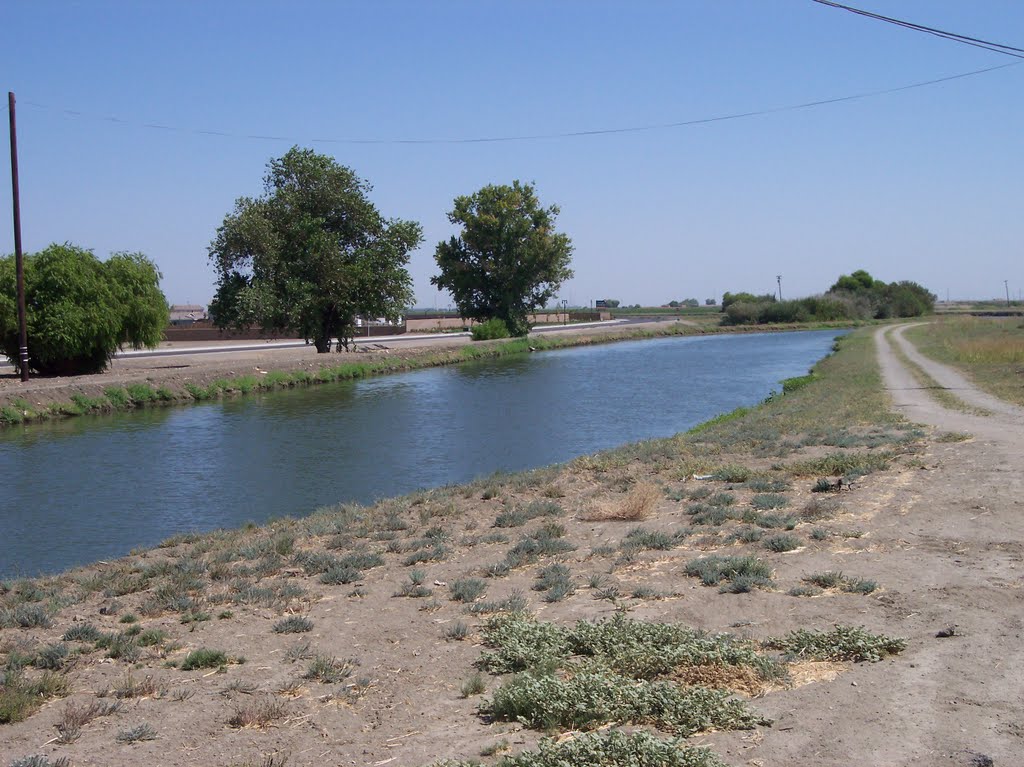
[721,270,935,326]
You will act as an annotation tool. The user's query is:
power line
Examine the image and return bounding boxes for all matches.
[16,59,1020,146]
[811,0,1024,59]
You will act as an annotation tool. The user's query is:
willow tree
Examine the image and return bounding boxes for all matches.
[432,181,574,337]
[0,244,168,375]
[209,148,422,352]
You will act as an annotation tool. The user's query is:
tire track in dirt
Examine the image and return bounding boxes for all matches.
[860,324,1024,766]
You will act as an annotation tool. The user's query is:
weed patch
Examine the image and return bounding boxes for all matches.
[765,625,905,662]
[488,668,764,735]
[684,555,773,590]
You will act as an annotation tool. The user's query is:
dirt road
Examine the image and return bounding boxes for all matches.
[704,325,1024,766]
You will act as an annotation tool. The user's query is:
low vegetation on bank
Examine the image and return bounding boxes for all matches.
[1,327,923,766]
[0,319,865,429]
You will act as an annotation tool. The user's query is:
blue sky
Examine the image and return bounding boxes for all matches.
[2,1,1022,306]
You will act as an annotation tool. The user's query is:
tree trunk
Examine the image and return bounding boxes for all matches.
[313,335,332,353]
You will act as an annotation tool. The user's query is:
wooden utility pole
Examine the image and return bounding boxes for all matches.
[8,92,29,381]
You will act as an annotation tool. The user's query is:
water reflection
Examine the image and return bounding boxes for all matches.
[0,330,842,576]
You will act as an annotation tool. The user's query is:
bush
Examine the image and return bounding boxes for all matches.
[488,668,763,735]
[471,318,511,341]
[0,244,169,375]
[765,625,905,662]
[179,648,227,670]
[495,731,725,767]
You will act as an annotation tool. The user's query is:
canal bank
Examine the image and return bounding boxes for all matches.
[4,326,1021,766]
[2,329,846,576]
[0,317,868,429]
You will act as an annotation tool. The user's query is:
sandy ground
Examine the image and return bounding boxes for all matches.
[1,322,1022,767]
[700,325,1024,765]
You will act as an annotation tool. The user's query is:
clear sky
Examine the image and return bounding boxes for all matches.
[2,1,1022,307]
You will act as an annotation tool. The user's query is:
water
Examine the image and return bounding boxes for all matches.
[0,330,842,577]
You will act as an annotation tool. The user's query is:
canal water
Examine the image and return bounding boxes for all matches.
[0,330,842,577]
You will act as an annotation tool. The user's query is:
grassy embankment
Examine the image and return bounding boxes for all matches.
[1,328,923,766]
[904,317,1024,407]
[0,318,869,429]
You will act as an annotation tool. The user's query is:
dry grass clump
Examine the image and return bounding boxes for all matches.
[55,698,122,743]
[670,662,769,697]
[582,481,662,521]
[227,695,287,729]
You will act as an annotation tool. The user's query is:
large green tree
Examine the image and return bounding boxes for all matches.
[0,244,168,375]
[432,181,573,337]
[209,147,422,352]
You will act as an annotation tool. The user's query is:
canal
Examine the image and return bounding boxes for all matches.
[0,330,842,577]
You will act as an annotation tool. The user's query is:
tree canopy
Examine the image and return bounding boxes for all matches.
[719,269,936,326]
[432,181,573,337]
[0,244,168,375]
[209,147,422,352]
[827,269,935,318]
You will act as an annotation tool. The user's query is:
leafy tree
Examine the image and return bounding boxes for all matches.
[827,270,934,318]
[209,147,422,352]
[721,291,776,311]
[829,269,876,294]
[603,299,621,308]
[0,243,168,375]
[705,298,716,306]
[668,300,680,308]
[432,181,573,337]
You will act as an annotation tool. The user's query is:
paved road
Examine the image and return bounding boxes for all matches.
[0,319,633,368]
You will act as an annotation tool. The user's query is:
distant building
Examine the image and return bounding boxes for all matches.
[168,304,207,326]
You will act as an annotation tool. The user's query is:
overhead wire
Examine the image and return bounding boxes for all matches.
[810,0,1024,59]
[15,59,1021,147]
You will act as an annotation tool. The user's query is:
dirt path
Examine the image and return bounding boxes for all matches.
[713,327,1024,765]
[841,325,1024,764]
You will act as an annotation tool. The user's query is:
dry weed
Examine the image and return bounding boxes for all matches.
[671,663,770,697]
[227,696,287,729]
[582,482,661,521]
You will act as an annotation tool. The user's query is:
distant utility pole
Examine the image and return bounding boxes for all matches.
[776,275,783,301]
[7,91,29,382]
[1006,280,1011,307]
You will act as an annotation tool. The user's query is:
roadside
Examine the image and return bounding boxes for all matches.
[0,320,667,417]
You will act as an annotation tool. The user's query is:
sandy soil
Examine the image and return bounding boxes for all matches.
[701,325,1024,765]
[1,322,1021,767]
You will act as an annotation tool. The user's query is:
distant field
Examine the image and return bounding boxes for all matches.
[905,317,1024,406]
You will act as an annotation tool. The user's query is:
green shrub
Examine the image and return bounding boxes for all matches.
[450,578,488,603]
[273,616,314,634]
[0,244,168,375]
[302,654,354,683]
[494,730,725,767]
[0,603,52,629]
[765,625,905,662]
[488,668,764,735]
[762,534,801,553]
[751,493,789,510]
[63,623,102,642]
[179,648,227,670]
[125,383,157,403]
[471,318,511,341]
[478,614,573,674]
[684,555,773,589]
